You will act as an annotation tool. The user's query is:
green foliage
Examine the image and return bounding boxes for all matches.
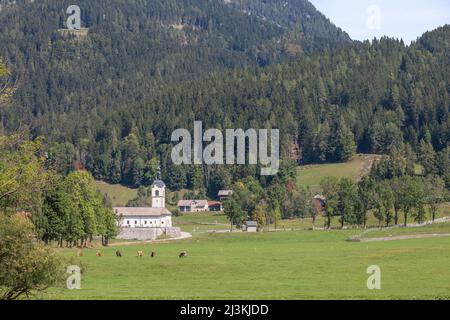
[0,133,48,213]
[320,177,340,229]
[223,195,246,231]
[0,61,6,77]
[0,133,117,247]
[372,180,395,227]
[0,2,448,191]
[0,214,64,300]
[251,203,266,230]
[337,178,358,227]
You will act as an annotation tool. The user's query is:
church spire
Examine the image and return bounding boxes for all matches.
[156,162,161,181]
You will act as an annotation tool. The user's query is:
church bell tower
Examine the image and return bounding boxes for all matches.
[151,165,165,208]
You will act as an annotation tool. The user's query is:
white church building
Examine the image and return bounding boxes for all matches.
[114,179,172,229]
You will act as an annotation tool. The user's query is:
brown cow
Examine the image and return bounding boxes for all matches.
[179,251,188,258]
[116,250,122,257]
[77,249,83,257]
[96,250,102,257]
[137,251,144,258]
[150,251,156,258]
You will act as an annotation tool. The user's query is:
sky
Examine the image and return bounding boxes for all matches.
[309,0,450,44]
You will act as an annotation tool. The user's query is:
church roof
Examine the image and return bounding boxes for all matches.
[113,207,172,217]
[151,179,165,188]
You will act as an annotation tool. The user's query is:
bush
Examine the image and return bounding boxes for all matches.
[0,214,64,300]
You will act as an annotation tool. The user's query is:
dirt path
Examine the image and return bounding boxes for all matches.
[108,231,192,247]
[356,233,450,242]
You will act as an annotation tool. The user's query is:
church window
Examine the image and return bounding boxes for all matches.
[155,190,160,196]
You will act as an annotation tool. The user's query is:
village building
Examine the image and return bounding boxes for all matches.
[243,221,258,232]
[177,200,209,213]
[114,207,172,228]
[113,176,180,240]
[114,178,172,228]
[218,190,233,201]
[207,201,223,212]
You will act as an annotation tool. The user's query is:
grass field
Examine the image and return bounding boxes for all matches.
[297,154,380,189]
[174,212,230,233]
[39,229,450,300]
[362,221,450,239]
[170,202,450,235]
[93,181,138,206]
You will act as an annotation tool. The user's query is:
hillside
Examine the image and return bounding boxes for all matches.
[0,1,448,193]
[297,154,381,189]
[0,0,347,93]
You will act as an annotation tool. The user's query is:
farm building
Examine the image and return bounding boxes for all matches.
[208,201,223,211]
[243,221,258,232]
[177,200,209,213]
[218,190,233,201]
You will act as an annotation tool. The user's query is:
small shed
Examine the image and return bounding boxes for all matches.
[218,190,233,201]
[244,221,258,232]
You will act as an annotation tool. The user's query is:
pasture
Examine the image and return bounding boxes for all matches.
[40,228,450,300]
[93,181,138,206]
[297,154,380,189]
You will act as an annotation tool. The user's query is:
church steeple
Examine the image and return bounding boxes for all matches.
[156,164,162,180]
[151,161,165,208]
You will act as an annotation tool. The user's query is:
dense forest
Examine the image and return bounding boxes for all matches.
[0,0,448,196]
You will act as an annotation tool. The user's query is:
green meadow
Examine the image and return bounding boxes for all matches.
[297,154,379,190]
[72,162,450,301]
[93,181,138,206]
[40,228,450,300]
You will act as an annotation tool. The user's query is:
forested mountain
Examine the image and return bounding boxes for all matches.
[226,0,351,48]
[0,0,347,95]
[0,1,448,194]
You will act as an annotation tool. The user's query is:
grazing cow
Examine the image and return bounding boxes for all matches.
[179,251,188,258]
[116,250,122,257]
[77,249,83,257]
[96,250,102,257]
[137,251,144,258]
[150,251,156,258]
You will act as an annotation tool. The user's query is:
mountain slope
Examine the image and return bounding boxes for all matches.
[0,0,352,129]
[0,2,448,190]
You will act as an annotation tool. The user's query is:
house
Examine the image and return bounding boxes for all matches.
[218,190,233,201]
[243,221,258,232]
[114,178,172,228]
[207,201,223,212]
[177,200,209,213]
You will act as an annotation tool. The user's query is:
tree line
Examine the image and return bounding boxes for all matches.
[223,150,449,230]
[0,132,118,247]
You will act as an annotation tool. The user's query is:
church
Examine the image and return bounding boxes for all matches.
[114,178,173,229]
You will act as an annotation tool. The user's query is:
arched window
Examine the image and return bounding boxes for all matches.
[155,190,160,197]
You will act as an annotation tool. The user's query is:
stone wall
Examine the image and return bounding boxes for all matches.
[117,227,181,241]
